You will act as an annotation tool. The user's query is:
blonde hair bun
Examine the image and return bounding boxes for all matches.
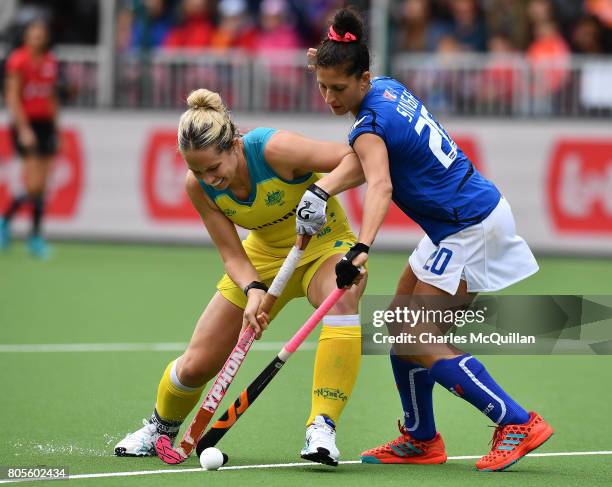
[186,89,225,112]
[178,88,236,153]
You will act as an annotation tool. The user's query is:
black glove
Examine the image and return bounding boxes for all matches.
[335,243,370,288]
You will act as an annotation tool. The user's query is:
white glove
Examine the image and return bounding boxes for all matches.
[296,184,329,235]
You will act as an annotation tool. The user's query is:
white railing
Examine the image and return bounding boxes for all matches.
[392,53,612,117]
[53,45,99,107]
[115,49,328,112]
[2,44,611,117]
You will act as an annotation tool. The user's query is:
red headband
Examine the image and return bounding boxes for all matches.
[328,25,357,43]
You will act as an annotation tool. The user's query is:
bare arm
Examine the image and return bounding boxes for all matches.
[185,172,260,289]
[264,130,364,189]
[312,153,365,196]
[352,134,393,246]
[5,72,30,132]
[186,172,271,338]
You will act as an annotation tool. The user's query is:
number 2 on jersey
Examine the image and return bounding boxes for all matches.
[414,106,457,168]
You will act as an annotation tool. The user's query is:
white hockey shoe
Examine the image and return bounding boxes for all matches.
[300,415,340,466]
[114,419,159,457]
[115,419,159,457]
[114,412,181,457]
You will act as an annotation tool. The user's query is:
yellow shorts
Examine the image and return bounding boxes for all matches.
[217,232,356,320]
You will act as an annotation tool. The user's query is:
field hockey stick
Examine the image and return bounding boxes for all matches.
[258,234,311,327]
[196,285,346,455]
[156,235,311,464]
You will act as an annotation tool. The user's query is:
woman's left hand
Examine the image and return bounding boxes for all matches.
[335,243,369,288]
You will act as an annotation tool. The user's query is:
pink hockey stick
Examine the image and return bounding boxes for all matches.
[195,287,347,454]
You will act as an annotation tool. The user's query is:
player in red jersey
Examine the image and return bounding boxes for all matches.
[1,19,59,258]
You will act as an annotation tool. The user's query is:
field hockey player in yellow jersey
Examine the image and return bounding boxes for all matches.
[114,88,366,466]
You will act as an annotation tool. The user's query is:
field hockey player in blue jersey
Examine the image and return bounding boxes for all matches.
[295,7,553,472]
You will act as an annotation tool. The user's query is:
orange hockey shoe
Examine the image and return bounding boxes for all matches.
[476,411,554,472]
[361,421,447,464]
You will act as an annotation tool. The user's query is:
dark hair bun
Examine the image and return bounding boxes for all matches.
[332,7,365,42]
[316,6,370,77]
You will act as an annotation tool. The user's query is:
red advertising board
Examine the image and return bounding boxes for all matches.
[143,130,200,221]
[549,139,612,233]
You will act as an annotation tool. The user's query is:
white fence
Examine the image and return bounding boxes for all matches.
[2,45,612,116]
[114,49,328,112]
[393,53,612,118]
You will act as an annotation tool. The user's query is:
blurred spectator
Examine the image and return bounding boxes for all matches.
[436,33,465,55]
[572,15,606,53]
[483,0,530,50]
[116,7,135,52]
[479,34,519,109]
[394,0,439,52]
[409,0,488,52]
[254,0,302,53]
[254,0,303,110]
[585,0,612,28]
[553,0,587,30]
[526,0,571,106]
[408,35,465,112]
[527,18,571,98]
[210,0,258,50]
[164,0,214,49]
[526,0,556,25]
[125,0,173,52]
[292,0,344,45]
[447,0,488,52]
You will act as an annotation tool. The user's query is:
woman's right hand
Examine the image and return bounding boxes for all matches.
[242,289,267,340]
[306,48,317,72]
[18,126,36,149]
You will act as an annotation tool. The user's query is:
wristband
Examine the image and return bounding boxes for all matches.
[345,242,370,263]
[243,280,269,296]
[307,183,329,201]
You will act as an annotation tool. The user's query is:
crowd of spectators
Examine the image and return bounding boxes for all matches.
[115,0,369,55]
[115,0,612,56]
[393,0,612,56]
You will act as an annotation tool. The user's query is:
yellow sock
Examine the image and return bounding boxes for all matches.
[155,360,206,423]
[307,316,361,425]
